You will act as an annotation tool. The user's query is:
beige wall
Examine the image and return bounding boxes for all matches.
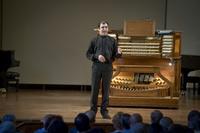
[3,0,199,85]
[167,0,200,55]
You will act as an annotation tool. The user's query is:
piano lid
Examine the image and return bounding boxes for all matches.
[0,50,20,69]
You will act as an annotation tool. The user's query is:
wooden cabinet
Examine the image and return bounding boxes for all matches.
[98,32,181,108]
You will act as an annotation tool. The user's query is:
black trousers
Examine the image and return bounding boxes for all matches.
[90,62,113,114]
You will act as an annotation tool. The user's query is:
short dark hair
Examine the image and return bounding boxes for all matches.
[122,113,131,129]
[130,113,143,124]
[2,114,16,122]
[151,110,163,124]
[188,110,200,121]
[74,113,90,132]
[43,114,63,130]
[98,21,109,28]
[112,112,124,130]
[47,118,68,133]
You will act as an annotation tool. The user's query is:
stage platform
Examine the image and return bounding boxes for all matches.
[1,88,200,126]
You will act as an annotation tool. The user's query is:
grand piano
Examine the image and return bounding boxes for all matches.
[181,55,200,93]
[0,50,20,92]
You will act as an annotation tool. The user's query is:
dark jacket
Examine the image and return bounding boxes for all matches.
[86,35,121,64]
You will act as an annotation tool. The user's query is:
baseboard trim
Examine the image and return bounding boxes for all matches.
[18,83,91,91]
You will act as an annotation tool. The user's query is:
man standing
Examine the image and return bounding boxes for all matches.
[86,21,122,119]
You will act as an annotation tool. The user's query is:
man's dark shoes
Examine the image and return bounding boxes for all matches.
[101,112,111,119]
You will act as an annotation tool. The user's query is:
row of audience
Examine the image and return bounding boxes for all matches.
[0,109,200,133]
[111,110,200,133]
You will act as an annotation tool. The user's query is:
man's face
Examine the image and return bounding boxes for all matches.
[99,23,109,36]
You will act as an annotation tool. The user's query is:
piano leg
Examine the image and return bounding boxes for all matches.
[198,82,200,95]
[0,70,8,93]
[196,80,200,95]
[181,72,188,95]
[193,82,196,95]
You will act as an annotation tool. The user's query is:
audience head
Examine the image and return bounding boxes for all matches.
[131,123,146,133]
[130,113,143,127]
[112,112,124,130]
[121,113,131,130]
[74,113,90,132]
[41,114,63,130]
[0,121,16,133]
[2,114,16,123]
[159,116,173,133]
[85,110,96,123]
[151,110,163,124]
[187,110,200,130]
[87,127,105,133]
[41,114,55,130]
[47,116,68,133]
[168,124,193,133]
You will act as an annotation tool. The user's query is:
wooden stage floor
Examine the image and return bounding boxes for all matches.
[0,88,200,125]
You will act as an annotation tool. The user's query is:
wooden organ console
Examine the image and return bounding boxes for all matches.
[98,31,181,108]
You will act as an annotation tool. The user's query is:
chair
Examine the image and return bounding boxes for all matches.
[6,71,20,92]
[186,70,200,95]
